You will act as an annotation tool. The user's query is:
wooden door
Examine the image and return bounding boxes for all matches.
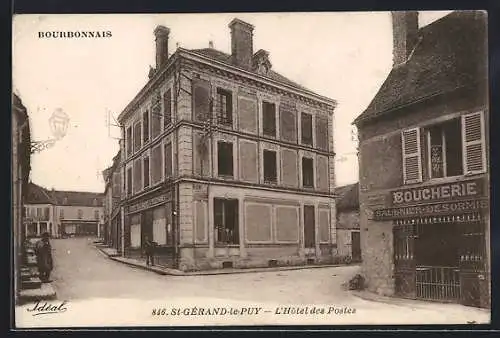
[351,231,361,262]
[304,205,315,249]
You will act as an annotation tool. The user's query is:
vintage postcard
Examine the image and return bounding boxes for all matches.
[12,11,491,328]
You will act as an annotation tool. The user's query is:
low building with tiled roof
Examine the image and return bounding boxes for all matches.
[115,17,337,271]
[334,183,360,262]
[353,11,489,308]
[24,182,104,238]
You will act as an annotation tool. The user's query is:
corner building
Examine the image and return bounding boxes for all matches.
[117,18,337,271]
[354,11,489,308]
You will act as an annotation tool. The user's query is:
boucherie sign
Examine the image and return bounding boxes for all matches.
[372,178,488,221]
[391,178,485,206]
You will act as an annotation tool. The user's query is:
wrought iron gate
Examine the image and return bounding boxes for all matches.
[415,266,461,302]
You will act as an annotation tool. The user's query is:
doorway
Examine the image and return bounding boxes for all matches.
[304,205,315,249]
[415,222,462,302]
[351,231,361,262]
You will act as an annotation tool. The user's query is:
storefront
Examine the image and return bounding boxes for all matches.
[124,190,175,267]
[61,220,99,236]
[373,178,490,308]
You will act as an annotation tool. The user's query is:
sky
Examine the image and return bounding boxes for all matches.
[12,11,452,193]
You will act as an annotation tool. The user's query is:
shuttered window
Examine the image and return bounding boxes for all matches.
[402,128,422,184]
[462,112,486,174]
[301,112,313,146]
[133,121,141,152]
[164,142,172,179]
[143,156,150,189]
[143,110,149,143]
[192,79,211,122]
[151,144,162,185]
[164,89,172,128]
[126,127,132,156]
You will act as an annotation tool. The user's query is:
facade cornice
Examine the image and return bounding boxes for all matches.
[179,49,337,110]
[118,48,337,124]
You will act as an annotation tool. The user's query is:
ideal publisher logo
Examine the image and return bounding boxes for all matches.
[26,300,69,316]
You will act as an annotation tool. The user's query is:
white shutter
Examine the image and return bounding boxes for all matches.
[402,128,423,184]
[462,111,486,174]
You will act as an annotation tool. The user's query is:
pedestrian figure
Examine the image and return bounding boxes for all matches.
[143,236,155,266]
[35,232,53,283]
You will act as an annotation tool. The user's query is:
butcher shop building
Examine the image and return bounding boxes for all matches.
[354,11,489,308]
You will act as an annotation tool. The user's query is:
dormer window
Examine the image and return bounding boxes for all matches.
[93,198,98,206]
[252,49,272,76]
[63,197,68,205]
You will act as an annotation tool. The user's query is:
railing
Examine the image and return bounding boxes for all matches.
[416,266,461,302]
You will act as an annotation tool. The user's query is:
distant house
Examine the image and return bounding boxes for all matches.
[24,182,104,238]
[335,183,361,262]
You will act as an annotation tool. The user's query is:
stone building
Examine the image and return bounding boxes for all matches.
[354,11,489,308]
[24,183,104,238]
[335,183,361,262]
[12,94,31,302]
[103,149,123,252]
[117,18,337,271]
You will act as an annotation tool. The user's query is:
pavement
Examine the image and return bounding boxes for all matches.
[14,237,491,327]
[95,244,347,276]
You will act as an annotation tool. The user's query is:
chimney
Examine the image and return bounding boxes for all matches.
[209,40,214,49]
[154,25,170,69]
[391,11,419,67]
[228,18,254,69]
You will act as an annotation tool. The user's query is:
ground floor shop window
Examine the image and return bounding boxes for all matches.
[130,214,141,248]
[152,207,167,245]
[214,198,239,245]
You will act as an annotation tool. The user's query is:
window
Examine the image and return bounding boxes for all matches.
[133,121,141,152]
[401,112,486,185]
[217,141,233,177]
[60,209,64,219]
[164,142,172,179]
[143,156,150,189]
[214,198,239,245]
[126,126,132,156]
[151,145,163,185]
[263,150,277,183]
[93,198,98,206]
[127,167,132,195]
[94,210,99,220]
[23,207,27,217]
[63,197,68,205]
[425,119,463,179]
[164,89,172,128]
[216,88,232,126]
[133,158,142,193]
[301,112,313,146]
[43,207,50,221]
[262,101,276,137]
[143,110,150,143]
[77,209,83,219]
[37,207,42,219]
[151,94,162,139]
[302,157,314,188]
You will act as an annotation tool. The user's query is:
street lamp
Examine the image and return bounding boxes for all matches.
[31,108,70,154]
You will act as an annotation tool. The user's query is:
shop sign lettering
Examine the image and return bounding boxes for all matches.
[373,199,489,221]
[391,179,485,206]
[128,194,169,213]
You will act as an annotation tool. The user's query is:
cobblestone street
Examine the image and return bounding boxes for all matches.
[15,237,490,327]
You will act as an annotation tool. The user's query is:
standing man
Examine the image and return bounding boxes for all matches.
[35,232,53,282]
[143,236,155,266]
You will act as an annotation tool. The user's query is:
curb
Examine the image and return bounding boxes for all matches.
[95,245,356,276]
